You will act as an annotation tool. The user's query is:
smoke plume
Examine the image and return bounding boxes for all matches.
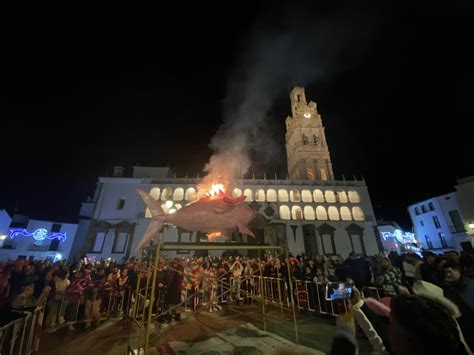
[199,2,385,192]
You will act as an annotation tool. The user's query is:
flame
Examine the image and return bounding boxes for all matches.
[207,232,222,240]
[207,183,225,199]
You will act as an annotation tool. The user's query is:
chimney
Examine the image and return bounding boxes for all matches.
[113,166,125,177]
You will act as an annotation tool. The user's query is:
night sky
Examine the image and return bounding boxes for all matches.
[1,1,473,228]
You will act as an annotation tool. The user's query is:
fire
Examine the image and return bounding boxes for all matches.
[207,183,225,198]
[207,232,222,240]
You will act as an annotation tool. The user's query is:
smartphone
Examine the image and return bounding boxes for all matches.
[325,282,353,301]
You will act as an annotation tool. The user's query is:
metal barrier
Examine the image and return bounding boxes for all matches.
[0,306,45,355]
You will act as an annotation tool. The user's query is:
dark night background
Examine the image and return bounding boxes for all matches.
[1,1,473,228]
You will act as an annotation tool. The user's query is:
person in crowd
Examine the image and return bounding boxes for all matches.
[230,257,244,304]
[165,258,184,323]
[380,257,404,296]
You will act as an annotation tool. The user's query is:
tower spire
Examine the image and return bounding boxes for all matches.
[285,86,334,181]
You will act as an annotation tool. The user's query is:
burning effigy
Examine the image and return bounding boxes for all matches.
[136,183,256,250]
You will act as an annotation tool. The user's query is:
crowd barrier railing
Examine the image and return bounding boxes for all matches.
[0,306,45,355]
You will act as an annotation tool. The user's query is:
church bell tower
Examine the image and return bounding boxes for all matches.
[285,86,334,181]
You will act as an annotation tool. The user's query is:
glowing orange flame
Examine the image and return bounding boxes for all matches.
[207,232,222,240]
[207,183,225,198]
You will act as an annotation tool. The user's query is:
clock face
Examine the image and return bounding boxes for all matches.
[303,112,311,118]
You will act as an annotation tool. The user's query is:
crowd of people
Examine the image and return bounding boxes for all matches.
[0,248,473,353]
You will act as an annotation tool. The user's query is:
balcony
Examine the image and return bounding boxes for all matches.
[449,225,467,234]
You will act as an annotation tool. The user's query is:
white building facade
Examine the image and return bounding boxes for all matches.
[408,192,471,252]
[78,87,381,260]
[0,210,78,261]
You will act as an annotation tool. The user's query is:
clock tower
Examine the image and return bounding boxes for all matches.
[285,86,334,181]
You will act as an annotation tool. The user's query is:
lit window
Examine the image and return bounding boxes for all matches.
[304,206,315,220]
[337,191,348,203]
[352,207,365,221]
[256,189,266,202]
[173,188,184,201]
[185,188,197,201]
[348,190,361,203]
[150,187,161,200]
[328,206,340,221]
[278,189,289,202]
[174,203,182,210]
[292,206,304,220]
[340,206,352,221]
[232,188,242,198]
[161,187,172,201]
[290,189,301,202]
[316,206,328,220]
[266,189,277,202]
[325,190,336,203]
[279,205,291,220]
[301,189,312,203]
[243,189,253,201]
[313,189,324,202]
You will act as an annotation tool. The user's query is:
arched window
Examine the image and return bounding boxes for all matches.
[301,189,312,203]
[304,206,316,220]
[348,190,361,203]
[185,188,196,201]
[172,188,184,201]
[146,187,161,218]
[340,206,352,221]
[316,206,328,220]
[414,207,421,215]
[290,189,301,202]
[197,188,207,199]
[279,205,291,220]
[328,206,340,221]
[149,187,161,200]
[421,205,428,213]
[292,206,304,220]
[313,189,324,202]
[352,207,365,221]
[278,189,289,202]
[325,190,336,203]
[256,189,266,202]
[232,188,242,198]
[337,191,348,203]
[243,189,253,201]
[161,187,172,201]
[266,189,277,202]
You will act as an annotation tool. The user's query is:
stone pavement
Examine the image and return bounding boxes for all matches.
[37,304,373,355]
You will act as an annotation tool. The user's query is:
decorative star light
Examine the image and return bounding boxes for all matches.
[381,229,416,244]
[9,228,67,242]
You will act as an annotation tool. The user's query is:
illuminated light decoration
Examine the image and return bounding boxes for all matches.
[0,235,6,240]
[469,223,474,229]
[9,228,67,242]
[303,112,311,118]
[165,200,173,209]
[168,208,177,214]
[381,229,416,244]
[54,253,62,262]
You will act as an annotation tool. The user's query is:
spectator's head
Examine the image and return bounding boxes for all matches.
[389,294,468,355]
[444,263,462,283]
[380,257,392,270]
[21,283,34,297]
[423,251,437,264]
[44,271,53,281]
